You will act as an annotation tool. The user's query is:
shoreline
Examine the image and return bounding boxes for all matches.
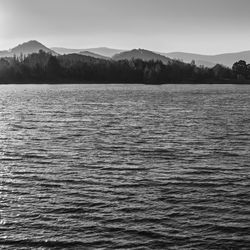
[0,81,250,85]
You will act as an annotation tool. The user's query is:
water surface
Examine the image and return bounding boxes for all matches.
[0,84,250,249]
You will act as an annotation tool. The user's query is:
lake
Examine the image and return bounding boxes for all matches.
[0,84,249,249]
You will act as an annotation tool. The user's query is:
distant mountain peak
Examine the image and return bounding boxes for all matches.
[9,40,57,56]
[13,40,45,49]
[21,40,42,45]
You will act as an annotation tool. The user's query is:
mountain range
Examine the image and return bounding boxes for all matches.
[1,40,250,68]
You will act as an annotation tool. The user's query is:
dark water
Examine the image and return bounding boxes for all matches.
[0,84,249,250]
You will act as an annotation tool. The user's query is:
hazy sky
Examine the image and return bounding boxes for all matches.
[1,0,250,54]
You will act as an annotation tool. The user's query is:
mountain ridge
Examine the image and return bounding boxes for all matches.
[1,40,250,68]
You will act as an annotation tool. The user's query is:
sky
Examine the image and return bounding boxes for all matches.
[1,0,250,54]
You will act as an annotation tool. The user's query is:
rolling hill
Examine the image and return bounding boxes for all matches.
[113,49,172,64]
[57,53,107,67]
[79,51,110,60]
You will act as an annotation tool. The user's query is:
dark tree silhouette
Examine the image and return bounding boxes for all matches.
[46,56,62,79]
[0,51,249,84]
[232,60,248,79]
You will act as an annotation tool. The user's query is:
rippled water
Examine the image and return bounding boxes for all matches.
[0,84,250,249]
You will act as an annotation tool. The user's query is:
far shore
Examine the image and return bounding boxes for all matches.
[1,80,250,85]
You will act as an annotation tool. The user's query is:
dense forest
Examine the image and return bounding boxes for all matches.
[0,50,250,84]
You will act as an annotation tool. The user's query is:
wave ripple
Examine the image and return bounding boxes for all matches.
[0,84,250,249]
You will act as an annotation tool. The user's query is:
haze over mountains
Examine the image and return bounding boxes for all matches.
[1,40,250,68]
[162,51,250,68]
[52,47,124,58]
[79,51,110,60]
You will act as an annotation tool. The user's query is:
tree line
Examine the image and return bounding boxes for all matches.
[0,50,249,84]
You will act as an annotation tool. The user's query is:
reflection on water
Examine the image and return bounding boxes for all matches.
[0,84,250,249]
